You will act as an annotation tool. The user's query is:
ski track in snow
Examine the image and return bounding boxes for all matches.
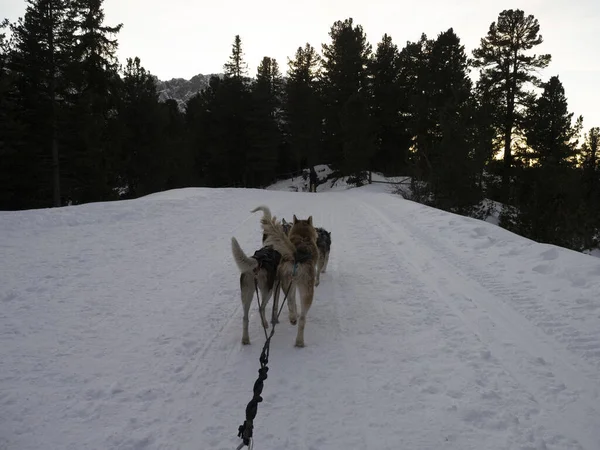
[1,185,599,450]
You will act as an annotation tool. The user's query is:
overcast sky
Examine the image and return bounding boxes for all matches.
[4,0,599,130]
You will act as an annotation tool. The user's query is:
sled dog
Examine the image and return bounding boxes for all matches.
[280,218,292,236]
[315,227,332,286]
[230,206,283,345]
[258,205,319,347]
[283,218,331,287]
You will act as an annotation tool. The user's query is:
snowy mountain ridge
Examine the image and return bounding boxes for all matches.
[155,73,220,110]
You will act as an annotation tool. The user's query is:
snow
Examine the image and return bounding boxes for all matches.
[1,182,600,450]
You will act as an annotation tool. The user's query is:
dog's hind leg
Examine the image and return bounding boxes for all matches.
[240,273,254,345]
[258,282,271,330]
[294,280,314,347]
[281,276,297,325]
[322,252,330,273]
[315,251,325,286]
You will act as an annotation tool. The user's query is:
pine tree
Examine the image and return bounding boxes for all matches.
[115,57,166,197]
[0,19,25,209]
[321,18,372,177]
[9,0,78,207]
[397,33,434,198]
[581,127,600,248]
[472,9,551,203]
[398,30,477,210]
[161,99,195,190]
[370,33,409,174]
[582,127,599,174]
[524,76,581,167]
[248,56,284,187]
[218,35,252,186]
[340,90,374,184]
[224,35,249,82]
[184,75,222,185]
[471,81,502,196]
[63,0,122,203]
[285,43,322,172]
[427,29,478,212]
[189,35,252,187]
[507,76,586,249]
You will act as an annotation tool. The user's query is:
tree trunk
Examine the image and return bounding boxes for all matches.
[48,4,61,207]
[502,119,512,204]
[502,54,518,205]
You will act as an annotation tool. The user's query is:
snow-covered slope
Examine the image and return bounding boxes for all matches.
[1,184,600,450]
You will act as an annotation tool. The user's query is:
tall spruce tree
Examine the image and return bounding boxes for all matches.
[0,20,24,209]
[581,127,600,247]
[161,98,195,190]
[9,0,77,207]
[321,18,372,178]
[224,34,249,82]
[397,33,434,198]
[582,127,599,176]
[219,35,252,186]
[471,80,502,194]
[398,30,478,210]
[248,56,284,187]
[115,57,165,197]
[506,76,586,249]
[285,43,322,172]
[63,0,122,203]
[184,75,222,185]
[524,76,582,167]
[340,90,374,184]
[472,9,551,203]
[427,28,478,212]
[188,35,252,187]
[369,33,409,174]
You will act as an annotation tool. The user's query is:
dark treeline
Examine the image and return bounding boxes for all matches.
[1,3,599,251]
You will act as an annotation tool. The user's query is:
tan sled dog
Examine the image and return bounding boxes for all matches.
[257,206,319,347]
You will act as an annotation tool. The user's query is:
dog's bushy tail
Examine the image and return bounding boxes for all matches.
[231,237,259,273]
[250,205,272,221]
[260,213,296,259]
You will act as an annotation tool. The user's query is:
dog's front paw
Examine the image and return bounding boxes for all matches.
[294,339,305,348]
[242,337,250,345]
[271,317,279,325]
[289,315,297,325]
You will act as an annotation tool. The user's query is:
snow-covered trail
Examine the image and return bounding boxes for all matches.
[1,186,599,450]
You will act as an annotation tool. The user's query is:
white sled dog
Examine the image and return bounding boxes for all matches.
[230,206,283,345]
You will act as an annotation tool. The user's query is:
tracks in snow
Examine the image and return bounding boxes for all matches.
[355,194,600,449]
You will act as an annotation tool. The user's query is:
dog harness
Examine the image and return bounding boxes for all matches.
[292,249,313,276]
[252,247,282,285]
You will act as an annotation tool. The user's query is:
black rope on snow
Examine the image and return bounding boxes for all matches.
[236,279,293,449]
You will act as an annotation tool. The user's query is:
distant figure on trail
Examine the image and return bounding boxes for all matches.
[309,166,318,192]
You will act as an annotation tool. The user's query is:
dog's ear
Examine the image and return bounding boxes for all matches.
[282,218,287,225]
[293,215,298,224]
[308,216,313,226]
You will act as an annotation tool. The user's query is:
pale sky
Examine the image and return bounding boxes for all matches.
[4,0,600,130]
